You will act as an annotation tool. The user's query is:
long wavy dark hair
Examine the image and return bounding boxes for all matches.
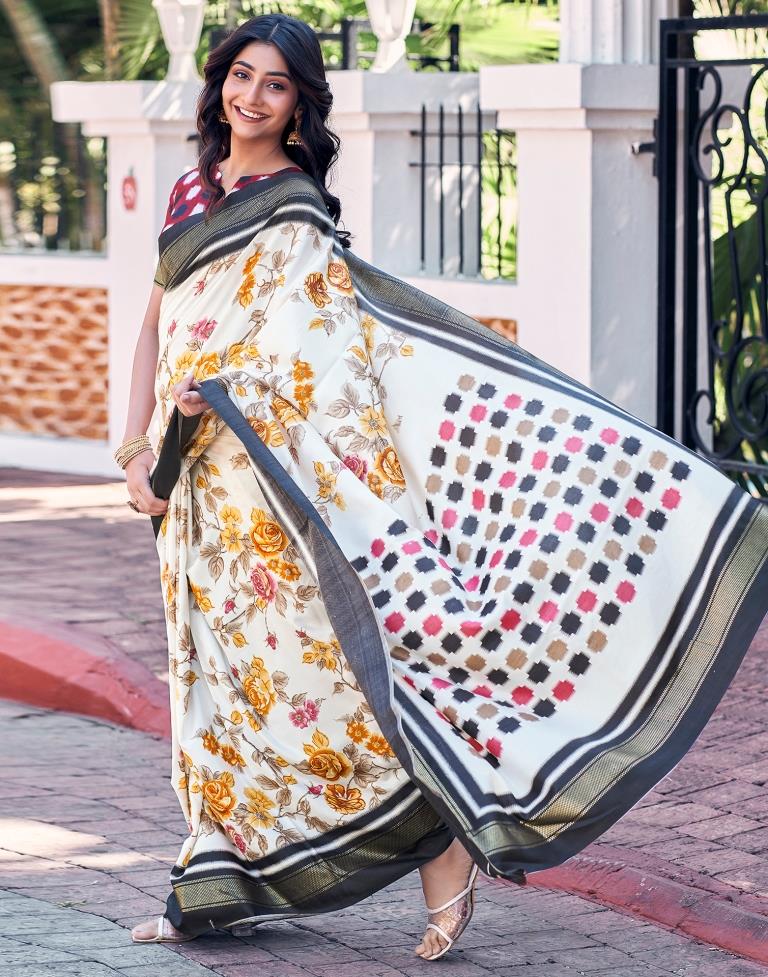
[197,14,349,246]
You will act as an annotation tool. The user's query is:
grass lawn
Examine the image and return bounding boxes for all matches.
[453,2,560,68]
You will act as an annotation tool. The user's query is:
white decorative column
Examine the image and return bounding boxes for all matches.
[50,1,204,470]
[328,70,484,275]
[480,0,680,425]
[365,0,417,73]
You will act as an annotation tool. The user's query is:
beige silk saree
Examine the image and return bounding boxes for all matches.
[147,168,768,935]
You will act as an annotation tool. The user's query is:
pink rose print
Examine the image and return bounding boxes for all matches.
[308,784,323,795]
[168,319,178,336]
[224,598,236,614]
[191,317,217,341]
[266,633,277,649]
[289,709,310,729]
[194,280,206,295]
[304,699,319,722]
[343,455,368,480]
[251,564,277,603]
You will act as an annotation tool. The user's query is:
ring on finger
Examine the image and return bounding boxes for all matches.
[126,499,140,513]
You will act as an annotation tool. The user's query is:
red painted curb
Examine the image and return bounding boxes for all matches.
[0,617,170,738]
[531,852,768,964]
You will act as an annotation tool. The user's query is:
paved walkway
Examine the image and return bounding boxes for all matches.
[2,466,768,975]
[1,698,766,977]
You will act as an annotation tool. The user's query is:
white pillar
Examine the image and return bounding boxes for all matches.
[50,80,200,461]
[479,0,681,425]
[329,70,485,276]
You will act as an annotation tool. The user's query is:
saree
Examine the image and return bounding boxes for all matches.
[148,167,768,935]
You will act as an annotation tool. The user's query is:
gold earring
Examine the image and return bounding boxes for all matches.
[286,115,302,146]
[218,110,229,125]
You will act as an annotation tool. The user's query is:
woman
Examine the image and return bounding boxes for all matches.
[119,12,768,961]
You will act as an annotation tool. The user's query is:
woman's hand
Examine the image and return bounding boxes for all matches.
[172,372,211,417]
[125,450,168,516]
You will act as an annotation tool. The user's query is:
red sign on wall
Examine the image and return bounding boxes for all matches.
[122,169,137,211]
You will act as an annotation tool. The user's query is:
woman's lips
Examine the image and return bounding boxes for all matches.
[233,106,269,123]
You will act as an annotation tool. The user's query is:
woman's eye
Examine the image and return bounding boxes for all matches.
[268,82,284,90]
[234,70,249,80]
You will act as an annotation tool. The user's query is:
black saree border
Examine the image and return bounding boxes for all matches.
[165,794,450,935]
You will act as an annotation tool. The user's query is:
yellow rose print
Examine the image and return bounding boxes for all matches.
[244,787,276,829]
[325,784,366,814]
[192,771,237,822]
[374,446,405,488]
[327,261,353,293]
[303,729,353,781]
[359,405,387,437]
[242,656,277,715]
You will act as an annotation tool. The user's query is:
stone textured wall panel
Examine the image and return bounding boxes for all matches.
[0,284,108,441]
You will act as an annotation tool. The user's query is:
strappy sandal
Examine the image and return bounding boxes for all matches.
[131,916,196,943]
[421,862,479,961]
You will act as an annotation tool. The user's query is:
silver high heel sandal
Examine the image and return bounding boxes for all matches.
[421,862,480,961]
[131,916,196,943]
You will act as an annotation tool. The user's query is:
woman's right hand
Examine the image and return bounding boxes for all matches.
[125,449,168,516]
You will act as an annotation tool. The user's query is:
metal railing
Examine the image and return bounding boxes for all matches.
[411,103,517,280]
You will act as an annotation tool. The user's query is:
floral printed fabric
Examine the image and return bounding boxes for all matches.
[149,170,768,933]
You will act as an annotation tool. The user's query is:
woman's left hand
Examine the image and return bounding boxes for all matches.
[172,372,211,417]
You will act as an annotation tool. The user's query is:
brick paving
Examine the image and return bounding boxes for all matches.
[1,699,767,977]
[2,466,768,974]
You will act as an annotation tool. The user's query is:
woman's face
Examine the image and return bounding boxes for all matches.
[220,41,299,148]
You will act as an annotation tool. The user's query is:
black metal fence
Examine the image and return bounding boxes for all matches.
[656,14,768,498]
[411,103,517,280]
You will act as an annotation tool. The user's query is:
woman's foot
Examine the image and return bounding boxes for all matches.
[415,837,479,960]
[131,916,195,943]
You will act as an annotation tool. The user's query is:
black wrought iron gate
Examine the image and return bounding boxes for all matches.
[656,14,768,498]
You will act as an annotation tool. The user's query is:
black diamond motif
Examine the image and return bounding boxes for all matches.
[415,556,436,572]
[505,550,521,571]
[528,661,550,683]
[600,602,621,625]
[552,454,570,474]
[449,666,470,684]
[497,716,521,733]
[525,399,544,416]
[573,414,593,431]
[539,534,559,553]
[462,718,480,737]
[635,471,654,492]
[453,688,473,703]
[569,652,590,675]
[538,426,556,443]
[560,612,582,635]
[462,515,479,536]
[506,441,523,462]
[587,444,606,462]
[490,492,503,514]
[577,522,596,543]
[460,426,476,448]
[519,475,537,492]
[475,461,492,481]
[647,509,667,531]
[477,383,497,399]
[622,436,641,456]
[443,597,463,614]
[671,461,691,480]
[534,698,556,718]
[600,479,619,498]
[481,599,497,615]
[625,553,645,575]
[564,486,583,505]
[351,556,369,571]
[500,525,516,543]
[447,482,464,502]
[442,633,463,653]
[514,582,534,603]
[530,502,547,522]
[490,410,508,428]
[589,561,609,584]
[388,519,408,535]
[372,590,391,608]
[381,553,399,572]
[406,591,427,611]
[444,393,462,412]
[474,547,488,567]
[481,630,503,652]
[551,572,571,594]
[521,622,543,644]
[431,446,446,468]
[612,515,631,536]
[487,667,508,684]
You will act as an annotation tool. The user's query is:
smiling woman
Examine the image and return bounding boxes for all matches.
[116,9,768,968]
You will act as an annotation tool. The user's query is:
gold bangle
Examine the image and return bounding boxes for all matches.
[114,435,152,469]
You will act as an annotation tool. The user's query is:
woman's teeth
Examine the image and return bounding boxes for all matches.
[235,106,268,121]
